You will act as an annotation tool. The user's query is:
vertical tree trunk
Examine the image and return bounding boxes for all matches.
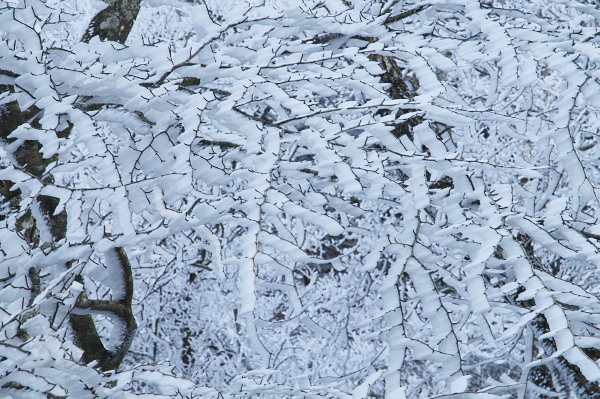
[69,0,142,371]
[0,0,142,372]
[82,0,142,44]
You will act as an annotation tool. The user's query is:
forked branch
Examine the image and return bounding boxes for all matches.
[70,247,137,371]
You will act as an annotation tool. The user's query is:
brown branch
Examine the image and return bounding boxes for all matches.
[0,272,16,283]
[384,4,431,25]
[115,247,134,307]
[579,229,600,241]
[0,68,19,78]
[70,247,137,371]
[67,0,142,372]
[0,0,140,377]
[69,313,110,367]
[2,378,69,399]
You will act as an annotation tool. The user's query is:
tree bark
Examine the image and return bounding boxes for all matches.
[82,0,143,44]
[69,0,142,370]
[0,0,142,372]
[369,53,421,139]
[70,247,137,371]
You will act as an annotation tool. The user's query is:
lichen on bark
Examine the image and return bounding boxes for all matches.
[81,0,142,43]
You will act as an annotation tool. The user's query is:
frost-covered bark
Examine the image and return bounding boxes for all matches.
[0,0,140,376]
[82,0,142,43]
[0,0,164,397]
[70,247,136,371]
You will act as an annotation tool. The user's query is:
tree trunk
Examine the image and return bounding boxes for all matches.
[82,0,142,44]
[0,0,143,372]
